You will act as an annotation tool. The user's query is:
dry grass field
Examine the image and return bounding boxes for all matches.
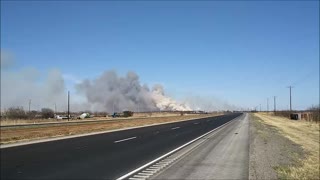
[0,112,198,126]
[254,113,319,180]
[0,113,220,145]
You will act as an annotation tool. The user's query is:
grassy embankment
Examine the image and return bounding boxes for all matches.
[254,113,319,179]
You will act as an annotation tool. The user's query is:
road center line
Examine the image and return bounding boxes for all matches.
[194,122,199,125]
[114,137,137,143]
[171,127,180,130]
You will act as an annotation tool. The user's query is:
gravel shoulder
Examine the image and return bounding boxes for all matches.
[249,113,319,180]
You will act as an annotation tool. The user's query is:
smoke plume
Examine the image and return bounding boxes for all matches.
[2,50,235,113]
[152,84,191,111]
[75,70,191,112]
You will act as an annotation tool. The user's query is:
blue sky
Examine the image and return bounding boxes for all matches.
[1,1,319,110]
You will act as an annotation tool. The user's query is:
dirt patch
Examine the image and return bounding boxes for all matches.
[249,114,305,180]
[0,114,217,145]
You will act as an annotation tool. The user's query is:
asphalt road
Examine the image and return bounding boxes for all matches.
[1,113,241,180]
[152,113,249,179]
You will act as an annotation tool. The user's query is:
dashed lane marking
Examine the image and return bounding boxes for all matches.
[114,137,137,143]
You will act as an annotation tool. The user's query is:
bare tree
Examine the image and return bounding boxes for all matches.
[41,108,54,119]
[27,110,38,119]
[6,107,27,119]
[308,105,320,122]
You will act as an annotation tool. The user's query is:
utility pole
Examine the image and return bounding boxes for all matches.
[28,99,31,114]
[287,86,293,111]
[54,103,57,114]
[67,91,70,121]
[267,98,269,112]
[273,96,277,113]
[259,104,261,112]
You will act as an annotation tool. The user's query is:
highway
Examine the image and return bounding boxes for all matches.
[152,113,249,179]
[1,113,241,180]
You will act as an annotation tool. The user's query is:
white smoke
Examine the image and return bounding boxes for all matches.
[151,84,192,111]
[183,95,239,111]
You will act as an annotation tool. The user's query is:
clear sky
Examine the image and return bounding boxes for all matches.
[1,1,319,110]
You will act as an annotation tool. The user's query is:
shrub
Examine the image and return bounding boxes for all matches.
[123,111,134,117]
[308,106,320,122]
[27,110,39,119]
[41,108,55,119]
[6,107,27,119]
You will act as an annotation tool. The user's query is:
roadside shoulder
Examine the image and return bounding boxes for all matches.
[249,113,305,180]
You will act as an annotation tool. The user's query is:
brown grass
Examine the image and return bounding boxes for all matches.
[0,112,199,126]
[254,113,320,180]
[0,114,220,144]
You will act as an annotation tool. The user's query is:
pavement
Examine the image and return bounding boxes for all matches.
[0,113,241,180]
[152,113,249,180]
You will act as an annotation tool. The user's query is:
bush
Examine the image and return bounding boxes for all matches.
[308,106,320,122]
[6,107,27,119]
[27,110,39,119]
[275,111,291,118]
[123,111,134,117]
[93,111,108,117]
[41,108,54,119]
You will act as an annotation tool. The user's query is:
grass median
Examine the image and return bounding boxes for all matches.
[0,114,219,145]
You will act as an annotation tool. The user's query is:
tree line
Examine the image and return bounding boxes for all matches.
[1,107,55,119]
[0,107,111,120]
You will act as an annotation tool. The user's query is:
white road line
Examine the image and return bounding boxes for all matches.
[143,170,156,173]
[157,162,169,165]
[138,172,153,176]
[151,165,161,168]
[194,122,199,125]
[133,175,148,178]
[114,137,137,143]
[129,177,144,180]
[171,127,180,130]
[116,117,238,180]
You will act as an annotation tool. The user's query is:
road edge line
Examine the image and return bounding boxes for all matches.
[116,114,241,180]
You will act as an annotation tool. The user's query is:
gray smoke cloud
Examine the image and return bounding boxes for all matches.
[75,70,157,112]
[1,50,236,113]
[75,70,191,112]
[1,50,68,111]
[0,50,15,69]
[1,68,67,111]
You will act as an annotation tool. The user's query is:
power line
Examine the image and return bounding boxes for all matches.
[28,99,31,113]
[292,69,318,86]
[267,98,269,112]
[259,104,261,112]
[273,96,277,113]
[287,86,294,111]
[67,91,70,121]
